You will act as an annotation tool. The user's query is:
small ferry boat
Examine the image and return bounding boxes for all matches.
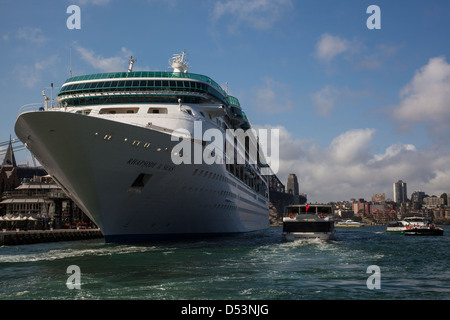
[335,220,365,227]
[283,204,335,241]
[386,217,443,236]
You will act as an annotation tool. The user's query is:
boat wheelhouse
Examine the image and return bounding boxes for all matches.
[283,204,335,241]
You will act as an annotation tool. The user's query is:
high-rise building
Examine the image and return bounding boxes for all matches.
[411,190,425,204]
[393,180,407,203]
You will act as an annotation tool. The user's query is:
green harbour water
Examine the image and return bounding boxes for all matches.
[1,226,449,300]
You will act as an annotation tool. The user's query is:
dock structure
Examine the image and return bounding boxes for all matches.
[0,228,103,245]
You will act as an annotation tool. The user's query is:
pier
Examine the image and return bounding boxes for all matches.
[0,228,103,246]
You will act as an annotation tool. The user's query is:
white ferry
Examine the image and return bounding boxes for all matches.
[282,204,335,241]
[14,52,270,242]
[335,220,365,227]
[386,217,443,236]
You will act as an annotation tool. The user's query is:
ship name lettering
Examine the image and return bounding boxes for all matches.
[126,158,174,172]
[126,158,157,168]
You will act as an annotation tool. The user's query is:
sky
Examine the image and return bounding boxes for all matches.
[1,0,450,203]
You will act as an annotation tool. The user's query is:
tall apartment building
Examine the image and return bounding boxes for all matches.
[393,180,407,203]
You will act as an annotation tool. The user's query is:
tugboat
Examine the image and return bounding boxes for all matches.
[283,204,335,241]
[386,217,443,236]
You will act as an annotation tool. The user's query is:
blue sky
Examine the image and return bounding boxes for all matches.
[1,0,450,203]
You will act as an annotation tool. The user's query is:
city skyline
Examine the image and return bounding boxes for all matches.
[1,1,450,202]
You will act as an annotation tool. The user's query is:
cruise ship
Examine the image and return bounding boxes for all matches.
[14,52,270,242]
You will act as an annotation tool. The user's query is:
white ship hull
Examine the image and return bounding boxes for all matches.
[15,111,269,242]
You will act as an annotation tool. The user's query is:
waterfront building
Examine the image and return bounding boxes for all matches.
[423,196,444,208]
[0,176,92,229]
[411,190,425,203]
[352,198,371,216]
[411,190,425,209]
[372,193,385,203]
[393,180,407,203]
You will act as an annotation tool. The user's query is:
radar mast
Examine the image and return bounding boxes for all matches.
[169,51,190,73]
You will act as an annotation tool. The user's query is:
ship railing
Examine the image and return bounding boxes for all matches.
[17,102,62,118]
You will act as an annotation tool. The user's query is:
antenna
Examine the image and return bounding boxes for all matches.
[128,56,136,72]
[42,89,50,110]
[69,43,72,77]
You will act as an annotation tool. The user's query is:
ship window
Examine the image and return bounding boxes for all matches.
[100,107,139,114]
[155,80,161,87]
[148,107,168,114]
[132,80,139,86]
[118,81,125,87]
[162,80,168,87]
[170,81,176,87]
[125,80,132,87]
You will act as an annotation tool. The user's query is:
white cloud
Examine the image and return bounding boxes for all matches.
[262,125,450,203]
[311,85,339,116]
[211,0,293,32]
[393,56,450,125]
[74,0,111,5]
[329,128,375,164]
[16,27,49,44]
[370,143,417,164]
[14,55,58,88]
[315,34,400,70]
[253,77,294,114]
[75,46,133,72]
[311,85,369,116]
[315,34,349,62]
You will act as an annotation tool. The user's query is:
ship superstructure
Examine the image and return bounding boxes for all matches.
[15,52,270,242]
